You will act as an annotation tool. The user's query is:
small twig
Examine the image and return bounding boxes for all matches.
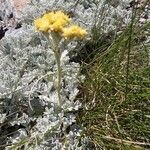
[113,112,124,135]
[101,135,150,146]
[105,105,111,130]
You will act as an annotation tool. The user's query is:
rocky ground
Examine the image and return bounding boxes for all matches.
[0,0,30,39]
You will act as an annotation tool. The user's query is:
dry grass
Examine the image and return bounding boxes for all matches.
[77,4,150,149]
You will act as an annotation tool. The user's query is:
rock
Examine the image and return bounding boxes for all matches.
[12,0,31,14]
[0,0,29,39]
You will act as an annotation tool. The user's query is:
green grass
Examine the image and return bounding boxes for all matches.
[77,4,150,150]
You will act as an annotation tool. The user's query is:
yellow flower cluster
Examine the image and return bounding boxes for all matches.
[34,11,87,39]
[63,25,87,39]
[34,11,70,32]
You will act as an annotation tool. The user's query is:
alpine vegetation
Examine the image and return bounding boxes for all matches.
[0,0,134,149]
[0,11,87,150]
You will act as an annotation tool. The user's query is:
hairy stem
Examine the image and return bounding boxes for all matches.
[44,33,62,106]
[54,46,62,106]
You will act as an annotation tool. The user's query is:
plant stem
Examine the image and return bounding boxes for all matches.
[54,46,62,106]
[44,33,62,106]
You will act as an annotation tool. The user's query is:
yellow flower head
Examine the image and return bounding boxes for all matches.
[34,11,87,39]
[62,25,87,39]
[34,11,71,33]
[43,12,55,24]
[49,11,71,32]
[54,11,71,24]
[50,20,64,32]
[34,18,50,32]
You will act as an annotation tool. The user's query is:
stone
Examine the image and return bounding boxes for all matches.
[12,0,30,13]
